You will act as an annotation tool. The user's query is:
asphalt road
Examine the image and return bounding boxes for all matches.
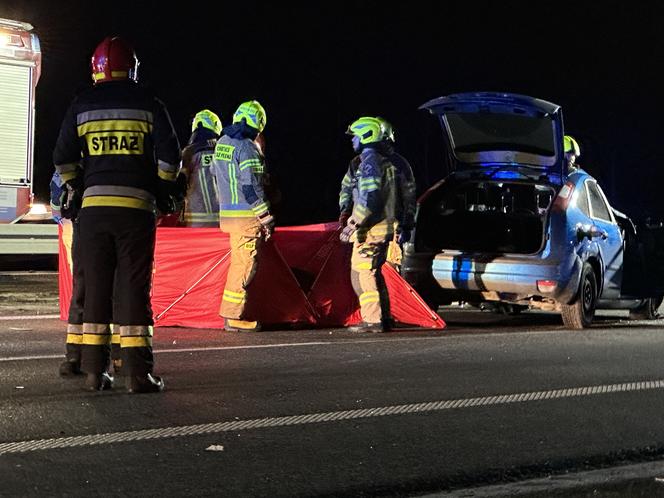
[2,272,664,497]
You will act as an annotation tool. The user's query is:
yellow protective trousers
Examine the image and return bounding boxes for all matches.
[350,229,392,324]
[219,217,263,320]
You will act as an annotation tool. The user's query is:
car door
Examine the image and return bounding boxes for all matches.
[586,180,623,298]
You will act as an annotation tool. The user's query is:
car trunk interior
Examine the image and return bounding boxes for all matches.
[416,178,555,254]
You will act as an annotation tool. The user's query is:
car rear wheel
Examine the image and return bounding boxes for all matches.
[561,263,597,329]
[629,296,663,320]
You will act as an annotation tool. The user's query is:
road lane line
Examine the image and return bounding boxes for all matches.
[0,314,60,321]
[0,337,428,362]
[1,379,664,455]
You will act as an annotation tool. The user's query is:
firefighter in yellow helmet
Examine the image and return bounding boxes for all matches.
[564,135,581,172]
[340,117,398,332]
[212,100,273,332]
[339,117,416,268]
[53,36,181,392]
[181,109,223,226]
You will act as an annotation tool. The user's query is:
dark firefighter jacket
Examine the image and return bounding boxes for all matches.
[52,80,181,213]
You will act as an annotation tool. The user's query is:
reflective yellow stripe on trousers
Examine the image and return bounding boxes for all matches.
[223,289,246,304]
[82,323,111,345]
[66,323,83,345]
[119,325,153,348]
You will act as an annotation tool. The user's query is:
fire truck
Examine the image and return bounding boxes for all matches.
[0,18,57,254]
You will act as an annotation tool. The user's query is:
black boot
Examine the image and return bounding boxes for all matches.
[112,358,123,377]
[127,373,165,394]
[59,359,83,377]
[85,372,114,391]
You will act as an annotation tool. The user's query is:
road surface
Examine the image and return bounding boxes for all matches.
[2,272,664,497]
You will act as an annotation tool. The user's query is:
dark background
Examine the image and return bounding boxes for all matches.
[1,0,663,224]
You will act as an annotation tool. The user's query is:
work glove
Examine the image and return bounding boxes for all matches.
[338,211,351,229]
[156,179,178,215]
[156,195,176,215]
[340,217,358,243]
[258,211,275,241]
[59,180,82,220]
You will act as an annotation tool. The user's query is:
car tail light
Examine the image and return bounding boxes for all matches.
[537,280,557,293]
[553,181,575,212]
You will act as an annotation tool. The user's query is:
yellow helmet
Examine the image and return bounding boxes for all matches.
[232,100,267,132]
[564,135,580,156]
[191,109,222,135]
[346,116,385,144]
[375,116,395,142]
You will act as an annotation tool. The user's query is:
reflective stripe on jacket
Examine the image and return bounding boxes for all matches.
[340,143,415,231]
[212,135,270,220]
[350,147,397,232]
[182,138,219,226]
[52,80,181,211]
[339,156,360,214]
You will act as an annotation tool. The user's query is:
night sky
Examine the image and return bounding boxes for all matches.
[2,1,663,224]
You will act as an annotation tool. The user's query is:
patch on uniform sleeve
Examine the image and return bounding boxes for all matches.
[215,144,235,162]
[201,153,214,167]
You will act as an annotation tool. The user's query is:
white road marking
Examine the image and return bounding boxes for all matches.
[0,314,60,321]
[0,272,57,276]
[0,354,61,362]
[0,337,428,362]
[1,379,663,455]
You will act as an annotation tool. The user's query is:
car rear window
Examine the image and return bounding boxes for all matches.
[445,113,555,156]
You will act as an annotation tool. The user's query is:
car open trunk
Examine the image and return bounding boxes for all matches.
[416,178,555,255]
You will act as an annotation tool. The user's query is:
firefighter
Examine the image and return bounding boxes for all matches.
[50,171,84,376]
[338,117,416,266]
[53,36,181,392]
[181,109,223,227]
[564,135,581,171]
[51,171,124,378]
[340,117,397,332]
[212,100,273,332]
[376,117,416,246]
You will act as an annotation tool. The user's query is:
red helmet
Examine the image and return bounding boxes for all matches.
[91,36,139,84]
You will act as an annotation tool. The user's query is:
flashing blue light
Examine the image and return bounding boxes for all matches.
[491,171,523,180]
[479,162,520,167]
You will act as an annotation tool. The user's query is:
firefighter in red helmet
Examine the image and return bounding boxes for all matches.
[90,36,139,83]
[53,36,181,392]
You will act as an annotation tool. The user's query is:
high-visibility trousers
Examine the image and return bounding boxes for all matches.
[350,229,392,324]
[78,207,156,377]
[219,217,263,320]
